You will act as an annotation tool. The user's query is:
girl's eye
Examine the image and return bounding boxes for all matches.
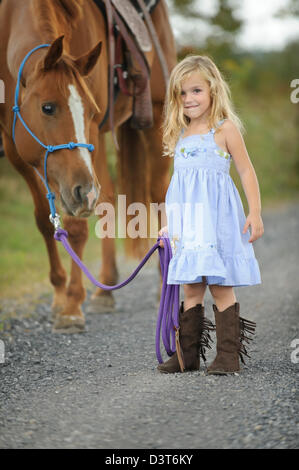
[194,89,202,93]
[42,103,56,115]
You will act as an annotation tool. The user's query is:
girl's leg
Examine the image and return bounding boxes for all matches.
[208,285,237,311]
[184,277,208,310]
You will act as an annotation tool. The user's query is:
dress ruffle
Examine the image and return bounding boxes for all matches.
[167,249,261,287]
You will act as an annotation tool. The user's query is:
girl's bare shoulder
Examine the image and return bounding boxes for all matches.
[221,119,239,134]
[219,119,243,144]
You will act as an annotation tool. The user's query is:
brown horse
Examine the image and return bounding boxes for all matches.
[0,0,176,332]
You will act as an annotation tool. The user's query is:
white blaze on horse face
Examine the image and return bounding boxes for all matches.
[67,84,93,176]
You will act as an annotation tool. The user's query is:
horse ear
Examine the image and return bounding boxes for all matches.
[74,41,102,76]
[44,35,64,70]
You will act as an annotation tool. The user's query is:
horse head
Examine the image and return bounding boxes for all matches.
[13,35,102,217]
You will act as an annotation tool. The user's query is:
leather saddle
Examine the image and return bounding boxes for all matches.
[93,0,163,146]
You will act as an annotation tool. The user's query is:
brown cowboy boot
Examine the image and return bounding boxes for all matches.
[207,302,256,375]
[157,301,215,374]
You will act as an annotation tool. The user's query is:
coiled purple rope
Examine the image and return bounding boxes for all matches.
[54,228,180,363]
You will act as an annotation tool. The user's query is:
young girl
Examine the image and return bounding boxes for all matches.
[158,55,264,375]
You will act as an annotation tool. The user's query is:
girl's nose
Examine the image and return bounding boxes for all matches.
[183,92,193,103]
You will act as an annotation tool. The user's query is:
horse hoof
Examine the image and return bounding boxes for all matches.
[51,293,67,319]
[86,294,116,314]
[53,314,85,334]
[51,304,63,320]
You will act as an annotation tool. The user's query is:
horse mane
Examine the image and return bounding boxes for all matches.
[31,0,84,45]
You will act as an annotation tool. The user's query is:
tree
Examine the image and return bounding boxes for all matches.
[169,0,243,51]
[275,0,299,18]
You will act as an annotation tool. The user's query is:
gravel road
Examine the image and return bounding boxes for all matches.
[0,200,298,449]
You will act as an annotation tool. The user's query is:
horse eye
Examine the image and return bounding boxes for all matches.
[42,103,56,115]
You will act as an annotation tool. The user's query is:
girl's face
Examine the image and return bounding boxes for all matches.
[180,72,211,122]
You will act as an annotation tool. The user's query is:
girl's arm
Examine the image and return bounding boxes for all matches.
[223,120,264,243]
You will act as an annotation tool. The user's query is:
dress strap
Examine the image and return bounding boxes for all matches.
[179,128,185,139]
[210,119,226,134]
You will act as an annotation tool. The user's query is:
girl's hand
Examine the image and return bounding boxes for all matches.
[243,212,264,243]
[158,226,168,248]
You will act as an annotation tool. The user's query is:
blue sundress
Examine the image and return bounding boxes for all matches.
[165,119,262,287]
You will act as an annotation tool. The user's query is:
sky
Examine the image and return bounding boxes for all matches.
[166,0,299,51]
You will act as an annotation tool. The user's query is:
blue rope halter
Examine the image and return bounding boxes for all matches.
[12,44,95,219]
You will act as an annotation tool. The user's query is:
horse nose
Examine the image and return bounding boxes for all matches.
[73,185,85,203]
[73,184,98,208]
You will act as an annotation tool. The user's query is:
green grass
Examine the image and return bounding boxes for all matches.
[229,90,299,212]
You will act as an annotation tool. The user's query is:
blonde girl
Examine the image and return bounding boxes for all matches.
[158,55,264,375]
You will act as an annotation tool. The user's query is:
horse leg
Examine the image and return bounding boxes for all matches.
[86,132,119,313]
[143,102,172,302]
[53,215,88,333]
[145,2,176,303]
[2,133,68,315]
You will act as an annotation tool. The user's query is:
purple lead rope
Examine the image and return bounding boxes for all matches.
[54,228,180,363]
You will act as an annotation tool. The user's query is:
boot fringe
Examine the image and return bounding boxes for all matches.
[239,316,256,364]
[199,317,215,363]
[175,326,185,372]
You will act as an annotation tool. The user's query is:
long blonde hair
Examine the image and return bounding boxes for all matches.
[162,55,244,157]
